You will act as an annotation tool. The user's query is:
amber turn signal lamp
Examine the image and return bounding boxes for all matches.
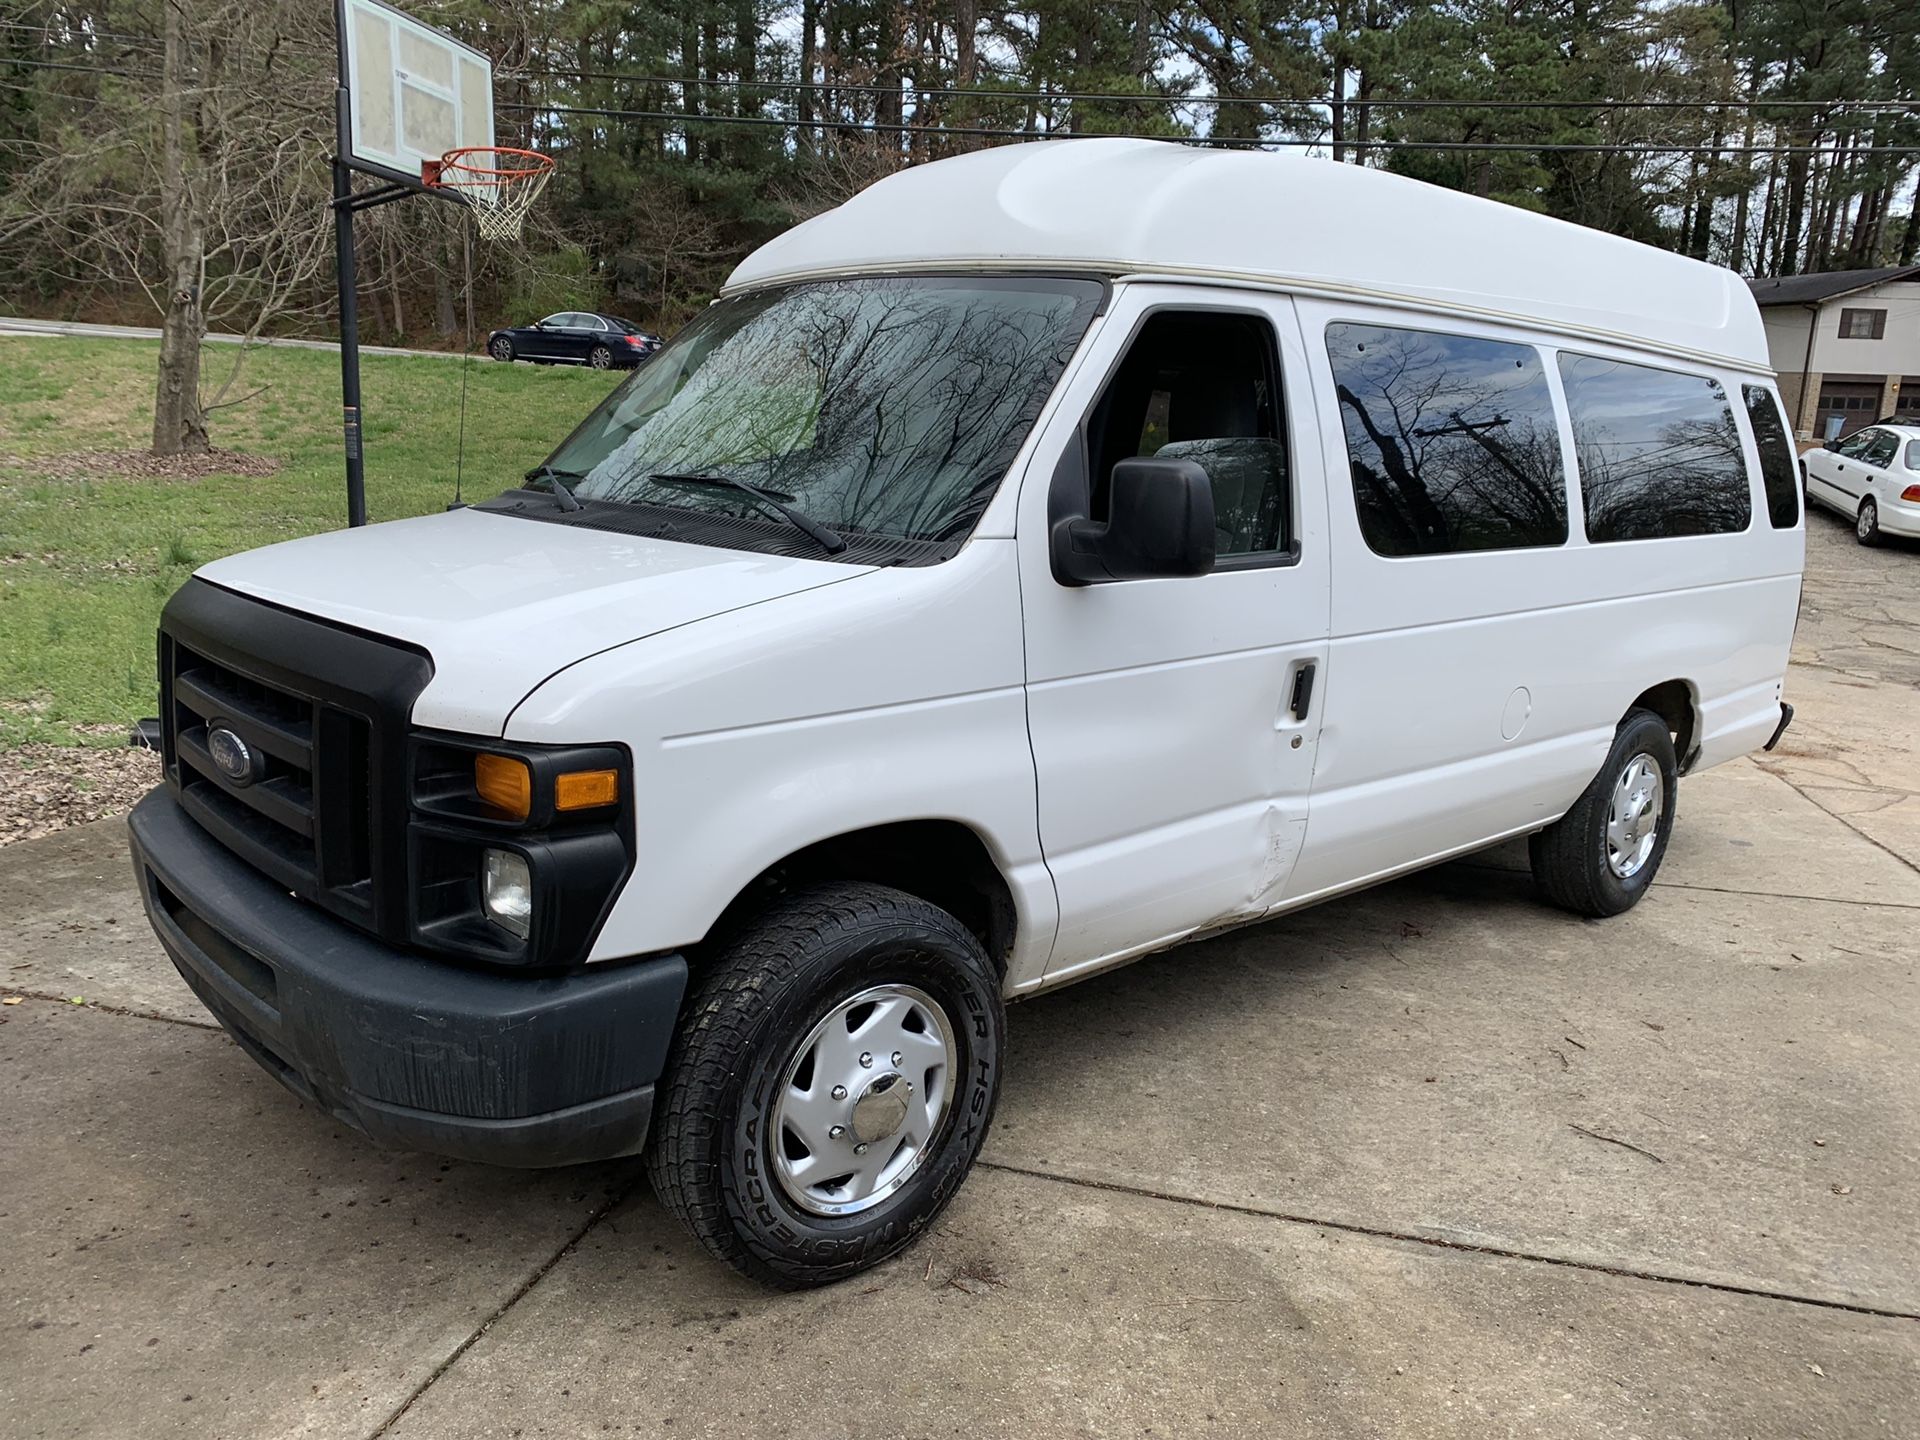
[555,768,620,812]
[1902,484,1920,503]
[474,753,533,820]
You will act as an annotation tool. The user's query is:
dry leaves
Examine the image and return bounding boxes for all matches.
[0,744,162,846]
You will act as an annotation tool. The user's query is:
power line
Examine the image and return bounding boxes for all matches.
[501,101,1920,156]
[10,35,1911,118]
[507,66,1920,114]
[0,56,154,79]
[12,49,1916,153]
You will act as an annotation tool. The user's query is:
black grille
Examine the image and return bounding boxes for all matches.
[158,579,431,942]
[166,641,374,902]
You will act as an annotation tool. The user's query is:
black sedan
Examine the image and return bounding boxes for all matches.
[487,312,664,370]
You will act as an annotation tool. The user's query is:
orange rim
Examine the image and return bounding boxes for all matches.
[426,146,555,188]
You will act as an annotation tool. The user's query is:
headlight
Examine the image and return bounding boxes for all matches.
[409,734,632,967]
[482,848,533,938]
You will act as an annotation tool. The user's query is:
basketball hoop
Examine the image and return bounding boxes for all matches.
[424,146,555,242]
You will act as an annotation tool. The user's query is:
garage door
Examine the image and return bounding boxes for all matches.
[1814,381,1883,443]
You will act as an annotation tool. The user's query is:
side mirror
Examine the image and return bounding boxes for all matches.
[1052,456,1216,585]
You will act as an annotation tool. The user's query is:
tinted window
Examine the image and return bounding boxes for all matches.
[1741,384,1799,528]
[1833,428,1878,459]
[1087,311,1289,558]
[1326,323,1567,556]
[1861,430,1900,468]
[1558,354,1751,542]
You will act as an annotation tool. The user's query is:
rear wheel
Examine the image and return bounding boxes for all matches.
[1529,708,1678,918]
[646,882,1004,1288]
[488,336,514,362]
[1857,497,1881,546]
[588,343,613,370]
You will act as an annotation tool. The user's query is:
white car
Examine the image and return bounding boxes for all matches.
[1802,422,1920,544]
[127,139,1803,1288]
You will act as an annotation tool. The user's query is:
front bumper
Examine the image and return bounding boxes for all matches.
[128,789,687,1168]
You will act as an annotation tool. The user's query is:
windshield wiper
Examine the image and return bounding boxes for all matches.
[524,464,584,512]
[649,473,847,555]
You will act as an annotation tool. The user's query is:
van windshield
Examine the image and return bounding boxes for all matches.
[533,275,1104,560]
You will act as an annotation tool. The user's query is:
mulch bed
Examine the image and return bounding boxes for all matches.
[34,448,281,480]
[0,742,163,846]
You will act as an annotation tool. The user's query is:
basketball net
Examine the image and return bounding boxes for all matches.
[425,146,555,242]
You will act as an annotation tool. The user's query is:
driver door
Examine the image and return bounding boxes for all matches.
[523,314,572,362]
[1808,426,1883,512]
[1016,288,1332,983]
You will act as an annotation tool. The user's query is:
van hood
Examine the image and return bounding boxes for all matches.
[195,508,871,734]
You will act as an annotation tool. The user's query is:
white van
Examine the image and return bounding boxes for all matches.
[129,139,1804,1287]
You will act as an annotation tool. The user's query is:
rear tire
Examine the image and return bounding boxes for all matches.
[646,882,1004,1289]
[1857,497,1881,546]
[588,344,613,370]
[1529,708,1678,918]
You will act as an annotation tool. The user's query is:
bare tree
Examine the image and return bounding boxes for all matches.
[0,0,334,454]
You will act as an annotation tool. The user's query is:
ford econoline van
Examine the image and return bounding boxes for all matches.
[128,139,1804,1287]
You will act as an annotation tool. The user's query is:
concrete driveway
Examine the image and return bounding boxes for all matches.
[2,514,1915,1439]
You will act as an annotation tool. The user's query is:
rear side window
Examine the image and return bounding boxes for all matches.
[1325,323,1567,556]
[1558,354,1751,542]
[1741,384,1800,528]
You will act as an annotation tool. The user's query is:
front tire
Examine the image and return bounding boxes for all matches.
[1857,497,1881,546]
[488,336,514,362]
[646,883,1004,1289]
[1529,708,1678,918]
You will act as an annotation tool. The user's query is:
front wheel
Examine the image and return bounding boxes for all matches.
[1857,497,1881,546]
[588,343,612,370]
[646,882,1004,1288]
[1529,708,1678,918]
[488,336,514,362]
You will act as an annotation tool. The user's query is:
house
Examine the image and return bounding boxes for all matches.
[1748,264,1920,442]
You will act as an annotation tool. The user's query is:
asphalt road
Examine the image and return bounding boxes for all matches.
[1,514,1915,1439]
[0,316,461,360]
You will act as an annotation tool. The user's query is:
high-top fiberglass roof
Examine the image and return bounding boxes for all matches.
[726,138,1767,370]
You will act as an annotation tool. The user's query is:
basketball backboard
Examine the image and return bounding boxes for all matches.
[338,0,493,188]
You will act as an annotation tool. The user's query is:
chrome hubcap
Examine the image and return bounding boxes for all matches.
[771,984,955,1216]
[1606,752,1664,879]
[1858,505,1874,539]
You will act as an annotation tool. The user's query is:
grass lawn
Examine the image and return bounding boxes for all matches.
[0,336,621,746]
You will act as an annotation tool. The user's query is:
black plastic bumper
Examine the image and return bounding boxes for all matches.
[128,788,687,1168]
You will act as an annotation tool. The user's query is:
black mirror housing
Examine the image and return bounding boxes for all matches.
[1052,456,1216,585]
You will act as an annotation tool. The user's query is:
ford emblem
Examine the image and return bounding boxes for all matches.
[207,726,256,786]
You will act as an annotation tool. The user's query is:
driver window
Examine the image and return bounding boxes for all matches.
[1086,310,1291,559]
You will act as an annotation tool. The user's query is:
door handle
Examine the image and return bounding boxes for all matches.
[1288,661,1317,721]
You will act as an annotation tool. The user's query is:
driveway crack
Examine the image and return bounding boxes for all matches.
[363,1168,644,1438]
[977,1160,1920,1323]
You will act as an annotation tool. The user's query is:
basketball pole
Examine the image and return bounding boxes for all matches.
[332,0,367,530]
[332,143,367,527]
